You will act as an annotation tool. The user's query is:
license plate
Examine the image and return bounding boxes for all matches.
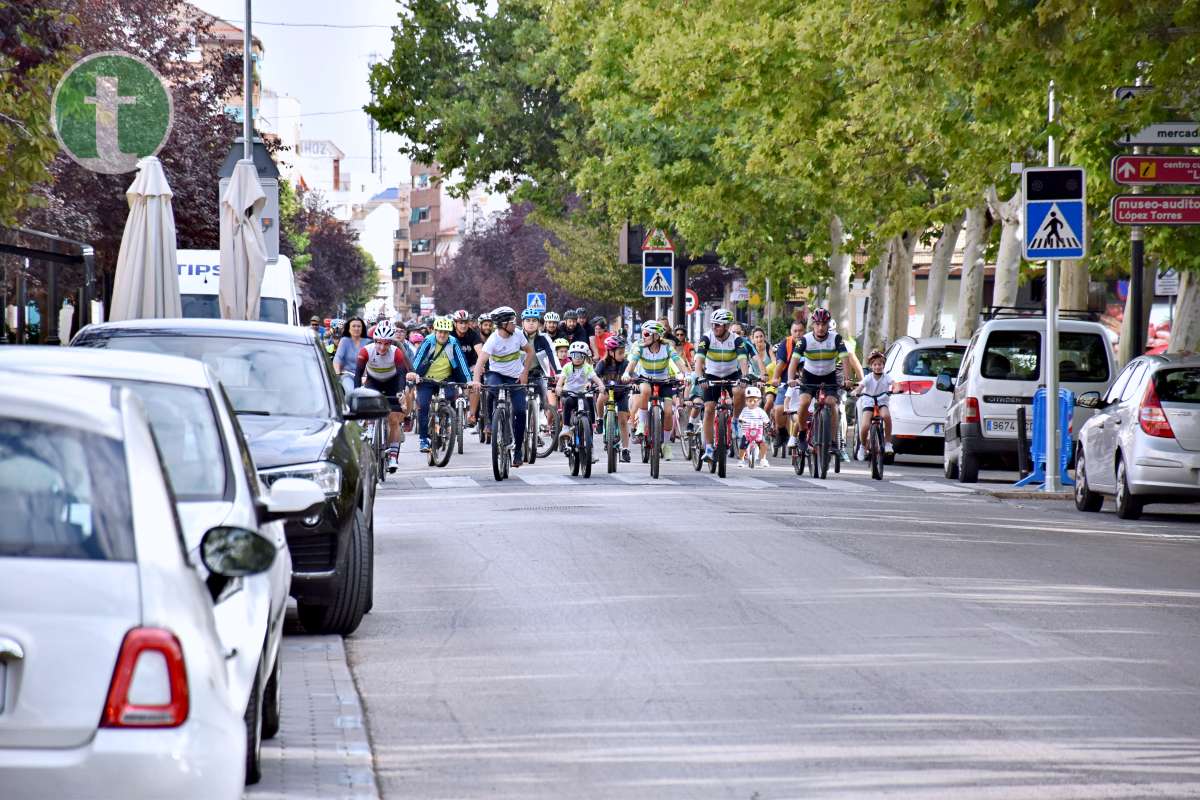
[932,423,944,435]
[985,418,1030,435]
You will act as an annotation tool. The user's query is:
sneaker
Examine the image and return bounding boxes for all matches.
[856,445,867,461]
[661,443,672,460]
[884,442,895,456]
[419,437,430,453]
[387,451,398,472]
[840,447,851,462]
[786,435,797,449]
[511,454,523,468]
[761,457,771,468]
[703,445,714,463]
[737,458,747,468]
[621,448,631,463]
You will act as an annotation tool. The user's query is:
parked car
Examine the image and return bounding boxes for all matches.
[1074,353,1200,519]
[0,371,282,799]
[940,315,1116,482]
[73,318,390,635]
[879,336,966,455]
[0,347,325,782]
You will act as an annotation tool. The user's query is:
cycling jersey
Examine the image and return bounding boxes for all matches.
[482,329,529,379]
[560,362,598,392]
[697,332,747,377]
[628,340,684,380]
[790,331,846,376]
[354,343,409,383]
[450,326,483,368]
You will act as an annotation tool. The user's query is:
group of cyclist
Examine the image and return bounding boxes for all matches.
[324,302,897,473]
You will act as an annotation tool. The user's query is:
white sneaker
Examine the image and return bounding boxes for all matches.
[761,457,771,468]
[884,442,895,455]
[737,458,747,468]
[856,445,867,461]
[786,435,797,448]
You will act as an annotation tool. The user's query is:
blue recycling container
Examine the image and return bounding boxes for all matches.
[1014,388,1075,488]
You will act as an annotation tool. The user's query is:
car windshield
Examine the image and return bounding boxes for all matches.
[980,330,1109,382]
[107,380,229,501]
[0,418,134,561]
[180,294,289,325]
[904,347,965,377]
[95,336,332,418]
[1155,368,1200,404]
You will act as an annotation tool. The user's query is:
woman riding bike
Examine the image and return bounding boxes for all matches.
[622,321,687,461]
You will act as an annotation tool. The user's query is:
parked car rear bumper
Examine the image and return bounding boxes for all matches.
[1129,448,1200,499]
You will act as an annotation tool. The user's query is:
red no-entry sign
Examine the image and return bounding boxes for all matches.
[1111,195,1200,226]
[1112,155,1200,186]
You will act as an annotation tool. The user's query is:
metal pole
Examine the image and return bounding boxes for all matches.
[654,297,661,321]
[243,0,253,161]
[1129,75,1146,362]
[766,278,772,341]
[1044,80,1060,493]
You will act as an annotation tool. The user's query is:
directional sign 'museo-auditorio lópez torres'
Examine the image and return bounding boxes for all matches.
[1111,196,1200,226]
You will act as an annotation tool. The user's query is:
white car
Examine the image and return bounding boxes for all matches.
[878,336,966,455]
[1074,353,1200,519]
[0,347,322,784]
[0,371,287,799]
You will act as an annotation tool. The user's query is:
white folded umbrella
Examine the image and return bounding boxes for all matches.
[109,156,181,321]
[218,159,268,321]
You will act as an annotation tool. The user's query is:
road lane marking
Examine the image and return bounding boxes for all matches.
[609,473,678,485]
[705,475,773,489]
[892,480,976,493]
[424,476,480,489]
[516,473,576,485]
[796,478,876,492]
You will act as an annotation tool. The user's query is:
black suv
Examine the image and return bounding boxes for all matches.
[74,319,389,635]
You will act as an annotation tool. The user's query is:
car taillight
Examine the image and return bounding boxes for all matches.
[101,628,189,728]
[964,396,981,424]
[895,380,934,395]
[1139,381,1175,439]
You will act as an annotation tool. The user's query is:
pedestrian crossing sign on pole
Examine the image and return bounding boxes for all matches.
[525,292,546,312]
[642,251,674,297]
[1022,166,1087,260]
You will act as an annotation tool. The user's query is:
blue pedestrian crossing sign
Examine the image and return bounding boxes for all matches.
[1022,167,1087,260]
[525,292,546,312]
[642,250,674,297]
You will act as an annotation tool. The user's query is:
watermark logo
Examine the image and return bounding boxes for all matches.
[52,51,173,174]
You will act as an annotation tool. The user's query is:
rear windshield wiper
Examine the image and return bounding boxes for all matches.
[236,409,272,416]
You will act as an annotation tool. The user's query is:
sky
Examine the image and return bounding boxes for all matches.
[192,0,411,187]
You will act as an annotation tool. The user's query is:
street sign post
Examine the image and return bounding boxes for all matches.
[525,292,547,312]
[1112,155,1200,186]
[1111,195,1200,225]
[684,288,699,314]
[1021,166,1087,261]
[642,251,674,298]
[1156,268,1179,296]
[1117,122,1200,148]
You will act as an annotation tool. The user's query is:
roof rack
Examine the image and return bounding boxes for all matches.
[985,306,1099,322]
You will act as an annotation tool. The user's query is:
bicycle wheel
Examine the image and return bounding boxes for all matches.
[715,411,727,478]
[870,422,885,480]
[793,443,805,476]
[569,424,580,476]
[433,406,454,467]
[538,404,559,458]
[456,403,465,455]
[649,404,661,480]
[605,409,618,473]
[524,393,539,465]
[691,432,704,471]
[477,391,490,444]
[815,406,831,480]
[580,417,593,478]
[491,404,507,481]
[373,421,387,484]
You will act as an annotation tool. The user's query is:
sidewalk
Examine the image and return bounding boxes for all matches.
[247,635,380,800]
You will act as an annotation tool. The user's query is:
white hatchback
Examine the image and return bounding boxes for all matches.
[0,372,282,799]
[879,337,966,454]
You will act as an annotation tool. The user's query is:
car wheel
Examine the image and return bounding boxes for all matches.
[261,651,282,740]
[363,522,375,615]
[958,446,979,483]
[1115,457,1143,520]
[297,508,371,635]
[943,438,959,480]
[244,668,263,785]
[1073,448,1104,513]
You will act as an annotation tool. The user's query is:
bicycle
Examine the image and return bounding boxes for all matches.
[476,384,491,445]
[524,379,560,463]
[412,379,468,468]
[560,391,595,478]
[455,387,469,455]
[365,389,406,483]
[693,378,740,479]
[858,389,892,480]
[482,383,523,481]
[791,382,843,480]
[634,378,681,480]
[600,383,635,473]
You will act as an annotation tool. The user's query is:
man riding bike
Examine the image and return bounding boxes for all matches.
[353,320,411,471]
[473,306,536,468]
[450,309,485,425]
[478,312,495,339]
[543,311,562,340]
[623,320,687,461]
[694,309,751,464]
[522,308,561,437]
[785,307,864,451]
[407,316,473,453]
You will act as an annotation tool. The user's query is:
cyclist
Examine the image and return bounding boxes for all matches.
[737,386,771,468]
[354,320,411,471]
[694,309,751,464]
[622,320,687,461]
[522,308,560,435]
[596,334,633,462]
[407,316,473,452]
[543,311,562,339]
[450,309,484,425]
[554,337,570,367]
[473,306,535,467]
[785,307,863,451]
[562,308,591,346]
[478,312,495,339]
[771,320,805,452]
[556,341,606,449]
[853,349,894,459]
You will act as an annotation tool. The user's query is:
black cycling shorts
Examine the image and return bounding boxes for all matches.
[798,369,839,396]
[702,372,739,403]
[365,375,404,410]
[638,379,677,399]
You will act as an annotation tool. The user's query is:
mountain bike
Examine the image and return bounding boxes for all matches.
[694,378,740,478]
[601,384,635,473]
[633,378,680,480]
[476,384,491,445]
[792,382,841,480]
[561,391,594,478]
[859,389,892,480]
[486,383,521,481]
[413,379,467,468]
[455,388,468,455]
[366,390,405,483]
[525,379,560,461]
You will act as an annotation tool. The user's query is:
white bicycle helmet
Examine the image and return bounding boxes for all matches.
[373,321,396,341]
[745,386,762,399]
[568,341,591,358]
[711,309,734,325]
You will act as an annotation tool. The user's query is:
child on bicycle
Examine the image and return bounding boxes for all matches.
[853,349,894,460]
[737,386,771,468]
[554,337,570,368]
[556,341,606,449]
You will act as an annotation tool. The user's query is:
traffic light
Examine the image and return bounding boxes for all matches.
[391,260,407,280]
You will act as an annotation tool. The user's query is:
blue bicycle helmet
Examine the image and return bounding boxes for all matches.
[521,307,543,320]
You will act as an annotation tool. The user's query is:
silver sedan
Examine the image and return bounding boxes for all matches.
[1075,353,1200,519]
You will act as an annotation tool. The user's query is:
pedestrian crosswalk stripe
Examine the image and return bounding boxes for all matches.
[516,473,576,485]
[891,480,974,494]
[424,476,480,489]
[705,475,772,489]
[795,478,876,492]
[609,473,678,485]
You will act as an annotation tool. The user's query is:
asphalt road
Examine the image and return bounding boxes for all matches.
[347,434,1200,799]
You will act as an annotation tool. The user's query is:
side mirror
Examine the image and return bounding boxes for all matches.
[344,387,390,420]
[935,371,956,392]
[1076,391,1104,409]
[257,477,325,524]
[200,526,276,578]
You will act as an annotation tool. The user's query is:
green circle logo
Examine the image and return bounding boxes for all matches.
[52,51,174,174]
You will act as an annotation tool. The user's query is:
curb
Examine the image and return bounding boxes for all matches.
[977,488,1073,501]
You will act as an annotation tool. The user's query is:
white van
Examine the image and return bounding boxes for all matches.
[177,249,302,326]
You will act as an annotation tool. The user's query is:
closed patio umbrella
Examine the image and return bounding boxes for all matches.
[109,156,181,321]
[218,159,268,321]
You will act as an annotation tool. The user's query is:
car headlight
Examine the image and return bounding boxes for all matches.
[258,461,342,497]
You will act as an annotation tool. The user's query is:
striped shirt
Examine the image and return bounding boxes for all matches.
[697,332,748,377]
[628,341,684,380]
[483,329,529,378]
[790,332,846,376]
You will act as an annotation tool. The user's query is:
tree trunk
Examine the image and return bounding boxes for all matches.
[885,230,919,344]
[955,200,991,340]
[827,215,852,338]
[922,212,965,337]
[863,241,890,357]
[1117,258,1157,365]
[986,185,1022,311]
[1169,270,1200,353]
[1059,259,1089,312]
